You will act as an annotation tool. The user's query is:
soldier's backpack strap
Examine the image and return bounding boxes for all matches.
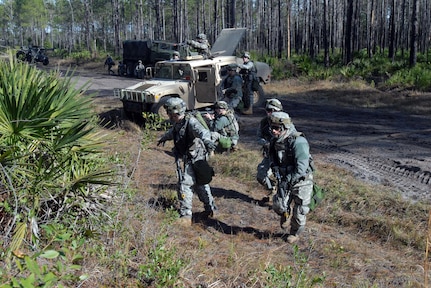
[187,111,209,130]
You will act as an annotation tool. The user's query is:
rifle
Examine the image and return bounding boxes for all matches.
[175,154,184,187]
[273,168,292,217]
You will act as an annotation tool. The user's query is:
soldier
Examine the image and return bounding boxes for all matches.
[238,52,257,114]
[220,63,244,112]
[187,33,211,59]
[256,99,292,192]
[171,51,180,61]
[135,60,145,78]
[117,61,126,76]
[268,111,314,244]
[157,98,218,226]
[104,54,115,75]
[204,101,240,152]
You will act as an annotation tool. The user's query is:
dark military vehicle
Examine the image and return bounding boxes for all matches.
[121,40,189,77]
[16,45,50,65]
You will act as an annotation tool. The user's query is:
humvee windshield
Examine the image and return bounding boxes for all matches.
[155,63,193,80]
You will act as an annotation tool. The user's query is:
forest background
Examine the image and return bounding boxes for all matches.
[1,0,431,74]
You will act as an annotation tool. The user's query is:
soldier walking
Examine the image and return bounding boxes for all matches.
[104,54,115,75]
[157,98,218,225]
[268,111,314,244]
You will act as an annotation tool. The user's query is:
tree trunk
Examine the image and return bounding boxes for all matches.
[344,0,353,64]
[323,0,329,67]
[409,0,418,67]
[388,0,396,60]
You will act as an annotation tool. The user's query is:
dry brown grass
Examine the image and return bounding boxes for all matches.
[85,127,428,287]
[266,79,431,116]
[81,77,431,286]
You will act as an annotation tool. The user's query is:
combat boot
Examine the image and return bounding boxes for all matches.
[280,211,289,229]
[201,209,216,219]
[287,234,299,244]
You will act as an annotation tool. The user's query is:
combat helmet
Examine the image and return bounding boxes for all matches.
[215,101,229,110]
[164,98,186,115]
[242,52,251,59]
[265,98,283,112]
[197,33,207,41]
[269,111,291,130]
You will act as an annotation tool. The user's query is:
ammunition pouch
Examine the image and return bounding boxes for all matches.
[218,136,232,149]
[192,159,214,185]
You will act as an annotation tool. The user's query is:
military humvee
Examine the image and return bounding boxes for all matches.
[16,45,50,65]
[115,28,272,118]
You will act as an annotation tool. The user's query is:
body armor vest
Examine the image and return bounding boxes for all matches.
[173,119,190,157]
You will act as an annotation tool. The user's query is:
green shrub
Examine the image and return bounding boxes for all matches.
[70,50,92,65]
[0,51,114,253]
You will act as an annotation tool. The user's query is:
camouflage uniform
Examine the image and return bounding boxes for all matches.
[239,52,257,111]
[135,60,145,78]
[256,99,285,191]
[158,98,217,219]
[104,55,115,75]
[206,101,240,151]
[220,64,243,111]
[187,33,211,59]
[268,112,313,243]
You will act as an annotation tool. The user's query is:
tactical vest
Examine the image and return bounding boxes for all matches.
[173,118,190,157]
[272,133,301,168]
[224,111,239,138]
[173,113,210,157]
[271,132,314,174]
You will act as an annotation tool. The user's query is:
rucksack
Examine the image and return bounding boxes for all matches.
[187,111,210,130]
[225,109,239,136]
[309,183,326,211]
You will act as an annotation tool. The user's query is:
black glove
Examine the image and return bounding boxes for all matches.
[271,165,280,175]
[206,141,217,152]
[157,139,166,147]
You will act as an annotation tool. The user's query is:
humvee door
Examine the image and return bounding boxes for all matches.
[194,67,217,106]
[211,28,247,56]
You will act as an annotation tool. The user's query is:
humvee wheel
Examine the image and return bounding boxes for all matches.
[253,85,265,108]
[16,51,27,62]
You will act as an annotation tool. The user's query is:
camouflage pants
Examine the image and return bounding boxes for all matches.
[178,162,217,217]
[273,173,313,235]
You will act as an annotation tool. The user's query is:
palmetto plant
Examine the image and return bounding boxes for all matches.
[0,52,114,252]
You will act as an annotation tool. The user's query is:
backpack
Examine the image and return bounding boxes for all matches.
[274,131,324,211]
[309,183,326,211]
[225,109,239,136]
[187,111,210,130]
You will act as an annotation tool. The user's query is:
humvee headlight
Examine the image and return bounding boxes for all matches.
[144,93,156,103]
